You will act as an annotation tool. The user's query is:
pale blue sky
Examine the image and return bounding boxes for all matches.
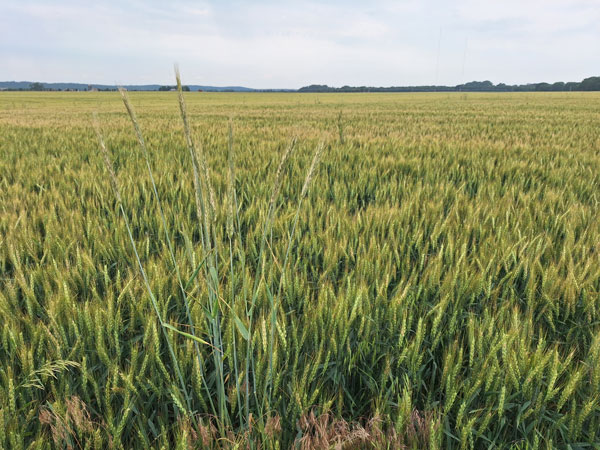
[1,0,598,88]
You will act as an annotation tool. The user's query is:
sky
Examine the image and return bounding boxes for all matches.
[1,0,599,89]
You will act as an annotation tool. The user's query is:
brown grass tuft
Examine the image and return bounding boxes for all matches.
[39,396,106,449]
[295,409,438,449]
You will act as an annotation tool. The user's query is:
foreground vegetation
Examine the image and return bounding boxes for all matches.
[1,88,599,448]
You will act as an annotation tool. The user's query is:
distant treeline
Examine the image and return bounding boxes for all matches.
[2,82,118,92]
[158,85,190,91]
[0,81,259,92]
[298,76,600,93]
[2,76,599,93]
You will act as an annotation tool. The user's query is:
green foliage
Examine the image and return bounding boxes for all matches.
[158,85,190,91]
[0,90,599,448]
[28,82,45,91]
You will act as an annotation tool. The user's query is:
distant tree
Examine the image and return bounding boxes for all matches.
[29,82,44,91]
[535,83,551,91]
[159,85,190,91]
[564,82,579,91]
[298,84,331,92]
[578,76,600,91]
[462,80,495,91]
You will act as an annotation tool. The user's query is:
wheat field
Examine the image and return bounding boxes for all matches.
[1,90,599,448]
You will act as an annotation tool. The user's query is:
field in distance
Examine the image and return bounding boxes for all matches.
[1,91,599,448]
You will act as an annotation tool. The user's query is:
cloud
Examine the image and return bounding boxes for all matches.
[454,0,599,32]
[1,0,598,87]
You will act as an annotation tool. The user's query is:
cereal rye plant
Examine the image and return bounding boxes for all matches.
[93,67,326,440]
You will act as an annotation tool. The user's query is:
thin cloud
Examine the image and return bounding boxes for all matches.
[0,0,597,88]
